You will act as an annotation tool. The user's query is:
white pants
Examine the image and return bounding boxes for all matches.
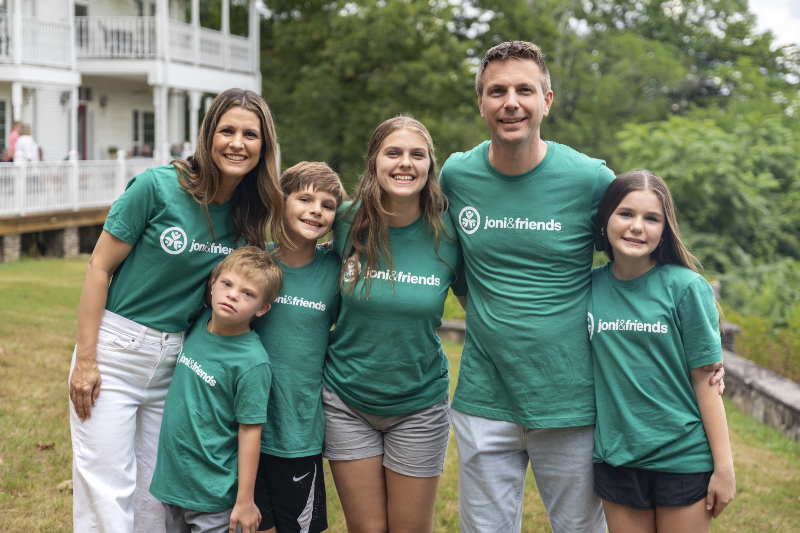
[70,310,183,533]
[452,409,606,533]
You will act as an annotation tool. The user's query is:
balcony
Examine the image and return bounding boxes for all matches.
[75,16,254,73]
[0,14,72,69]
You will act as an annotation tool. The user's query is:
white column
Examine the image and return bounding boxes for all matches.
[189,90,201,152]
[191,0,200,65]
[11,82,22,122]
[222,0,230,70]
[68,0,77,70]
[168,89,185,145]
[12,0,22,65]
[250,0,260,76]
[70,86,79,158]
[153,85,170,164]
[157,0,170,62]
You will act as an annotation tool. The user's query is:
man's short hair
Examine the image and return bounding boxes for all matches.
[475,41,551,97]
[212,246,284,304]
[280,162,347,207]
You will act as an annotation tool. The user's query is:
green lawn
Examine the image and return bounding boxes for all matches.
[1,258,799,532]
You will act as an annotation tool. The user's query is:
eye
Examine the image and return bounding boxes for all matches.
[244,291,254,298]
[218,128,232,135]
[413,151,426,158]
[386,150,399,156]
[324,203,335,210]
[222,280,231,287]
[245,131,259,139]
[646,216,661,223]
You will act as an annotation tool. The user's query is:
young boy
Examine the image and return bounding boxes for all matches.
[150,247,284,533]
[251,162,346,533]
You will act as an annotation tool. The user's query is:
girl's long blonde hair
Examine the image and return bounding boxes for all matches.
[172,88,284,250]
[342,116,452,297]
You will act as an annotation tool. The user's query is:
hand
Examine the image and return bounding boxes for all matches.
[700,361,725,395]
[706,467,735,518]
[230,499,261,533]
[69,358,102,422]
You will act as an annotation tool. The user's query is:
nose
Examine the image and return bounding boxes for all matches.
[399,152,412,168]
[504,89,519,109]
[630,216,644,232]
[229,133,244,149]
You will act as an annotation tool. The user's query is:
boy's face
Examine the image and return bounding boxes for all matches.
[210,269,270,327]
[284,186,338,244]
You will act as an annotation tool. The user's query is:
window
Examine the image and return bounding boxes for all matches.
[0,101,6,149]
[133,110,139,143]
[75,3,88,16]
[143,111,155,146]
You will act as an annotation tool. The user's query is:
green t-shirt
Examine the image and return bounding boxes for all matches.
[149,309,271,512]
[104,165,240,333]
[440,141,615,428]
[252,245,340,457]
[589,262,722,473]
[323,204,462,416]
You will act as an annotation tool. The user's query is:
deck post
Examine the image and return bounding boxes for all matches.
[69,150,79,211]
[14,159,26,216]
[116,150,127,197]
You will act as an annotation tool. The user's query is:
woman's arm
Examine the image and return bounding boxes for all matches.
[230,423,263,533]
[690,367,735,518]
[70,231,133,422]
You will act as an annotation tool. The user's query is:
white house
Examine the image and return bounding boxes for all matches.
[1,0,261,163]
[0,0,262,260]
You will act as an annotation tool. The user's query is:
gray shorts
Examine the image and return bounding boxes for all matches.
[321,384,451,478]
[163,503,242,533]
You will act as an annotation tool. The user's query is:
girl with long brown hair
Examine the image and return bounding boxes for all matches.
[68,88,283,533]
[589,170,734,533]
[322,116,462,532]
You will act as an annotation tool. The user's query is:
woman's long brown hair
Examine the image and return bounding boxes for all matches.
[172,88,284,250]
[342,116,452,298]
[597,169,723,330]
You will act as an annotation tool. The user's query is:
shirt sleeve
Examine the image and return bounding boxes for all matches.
[592,165,616,252]
[103,169,159,245]
[678,278,723,369]
[450,244,467,297]
[234,362,271,424]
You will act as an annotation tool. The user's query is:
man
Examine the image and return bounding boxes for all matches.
[439,41,722,532]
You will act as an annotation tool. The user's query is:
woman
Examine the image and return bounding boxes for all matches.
[323,116,462,532]
[13,124,40,162]
[69,88,284,533]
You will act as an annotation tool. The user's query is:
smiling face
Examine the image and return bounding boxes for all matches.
[375,128,431,206]
[211,107,263,188]
[478,58,553,148]
[210,269,270,330]
[606,189,666,266]
[283,186,338,245]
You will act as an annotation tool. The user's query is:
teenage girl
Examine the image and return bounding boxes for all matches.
[322,116,462,532]
[589,170,735,532]
[68,88,284,533]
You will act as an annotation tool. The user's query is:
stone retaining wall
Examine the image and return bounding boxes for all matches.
[437,319,800,442]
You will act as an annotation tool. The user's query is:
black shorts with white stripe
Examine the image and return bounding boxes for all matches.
[254,452,327,533]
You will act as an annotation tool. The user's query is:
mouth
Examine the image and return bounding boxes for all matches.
[500,118,526,124]
[623,237,645,245]
[224,154,247,162]
[391,173,416,183]
[218,302,236,313]
[301,219,324,228]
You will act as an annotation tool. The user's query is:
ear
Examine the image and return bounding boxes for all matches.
[542,90,554,117]
[478,94,485,119]
[255,302,271,318]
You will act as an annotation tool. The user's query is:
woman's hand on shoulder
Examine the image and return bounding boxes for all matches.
[699,361,725,395]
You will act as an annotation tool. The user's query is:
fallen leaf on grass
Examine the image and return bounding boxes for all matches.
[36,442,55,451]
[57,480,73,493]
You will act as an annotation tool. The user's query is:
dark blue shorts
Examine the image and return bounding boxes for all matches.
[593,462,712,511]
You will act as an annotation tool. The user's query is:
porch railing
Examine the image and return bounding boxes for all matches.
[75,16,157,58]
[22,17,72,68]
[0,157,156,217]
[0,15,11,63]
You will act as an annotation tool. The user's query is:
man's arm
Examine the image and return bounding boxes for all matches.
[229,423,263,533]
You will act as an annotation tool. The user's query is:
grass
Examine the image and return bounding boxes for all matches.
[1,257,800,532]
